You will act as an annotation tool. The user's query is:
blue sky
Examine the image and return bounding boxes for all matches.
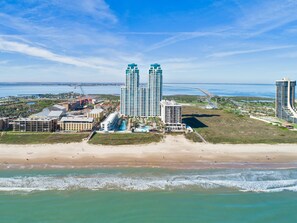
[1,0,297,83]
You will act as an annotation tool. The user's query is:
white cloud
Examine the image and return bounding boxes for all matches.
[235,0,297,36]
[84,0,118,23]
[145,0,297,51]
[209,45,296,58]
[0,1,122,49]
[0,38,101,68]
[0,37,142,79]
[0,13,44,34]
[50,0,117,24]
[145,31,225,52]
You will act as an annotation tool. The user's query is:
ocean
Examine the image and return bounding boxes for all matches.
[0,168,297,222]
[0,83,276,98]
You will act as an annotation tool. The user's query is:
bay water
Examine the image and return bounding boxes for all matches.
[0,83,276,98]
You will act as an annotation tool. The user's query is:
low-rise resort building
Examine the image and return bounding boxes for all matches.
[59,116,95,132]
[87,108,104,122]
[0,117,9,131]
[13,118,58,132]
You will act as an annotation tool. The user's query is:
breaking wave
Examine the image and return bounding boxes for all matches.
[0,169,297,193]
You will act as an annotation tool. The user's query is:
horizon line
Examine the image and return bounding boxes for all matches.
[0,81,276,85]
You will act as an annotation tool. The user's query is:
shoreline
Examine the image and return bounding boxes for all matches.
[1,162,297,171]
[1,135,297,170]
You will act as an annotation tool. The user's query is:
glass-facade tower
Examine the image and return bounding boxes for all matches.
[120,63,163,117]
[276,77,297,123]
[120,64,140,117]
[147,64,163,116]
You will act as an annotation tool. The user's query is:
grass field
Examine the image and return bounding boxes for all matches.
[0,132,89,144]
[184,132,203,143]
[89,133,163,145]
[182,106,297,144]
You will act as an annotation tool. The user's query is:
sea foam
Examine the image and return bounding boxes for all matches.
[0,169,297,193]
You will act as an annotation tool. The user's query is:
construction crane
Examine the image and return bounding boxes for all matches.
[73,84,92,107]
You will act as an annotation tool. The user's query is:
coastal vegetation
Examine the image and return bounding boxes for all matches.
[216,96,275,116]
[183,106,297,144]
[0,132,88,144]
[91,94,120,101]
[164,95,276,117]
[0,99,61,118]
[184,132,203,143]
[89,133,163,145]
[164,95,207,105]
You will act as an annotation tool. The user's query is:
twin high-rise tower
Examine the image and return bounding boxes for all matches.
[120,63,163,117]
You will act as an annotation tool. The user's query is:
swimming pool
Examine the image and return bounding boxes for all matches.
[118,120,127,131]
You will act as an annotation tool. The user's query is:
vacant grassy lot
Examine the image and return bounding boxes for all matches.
[0,132,89,144]
[89,133,163,145]
[183,106,297,144]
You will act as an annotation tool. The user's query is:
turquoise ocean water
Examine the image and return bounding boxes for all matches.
[1,168,297,223]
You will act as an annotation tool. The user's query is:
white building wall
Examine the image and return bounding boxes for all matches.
[160,100,182,124]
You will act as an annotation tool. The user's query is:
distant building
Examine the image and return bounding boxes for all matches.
[87,108,104,122]
[120,63,163,117]
[0,118,9,131]
[59,102,71,111]
[59,117,94,132]
[100,112,119,131]
[160,100,185,132]
[13,118,57,132]
[276,77,297,123]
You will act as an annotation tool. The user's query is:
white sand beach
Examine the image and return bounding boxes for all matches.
[0,135,297,169]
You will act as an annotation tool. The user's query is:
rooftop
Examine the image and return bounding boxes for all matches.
[160,100,181,106]
[48,110,64,117]
[15,118,57,121]
[150,63,161,69]
[51,104,66,111]
[101,112,119,124]
[60,116,94,123]
[276,77,296,82]
[89,108,104,114]
[31,106,66,118]
[30,108,50,118]
[127,63,138,69]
